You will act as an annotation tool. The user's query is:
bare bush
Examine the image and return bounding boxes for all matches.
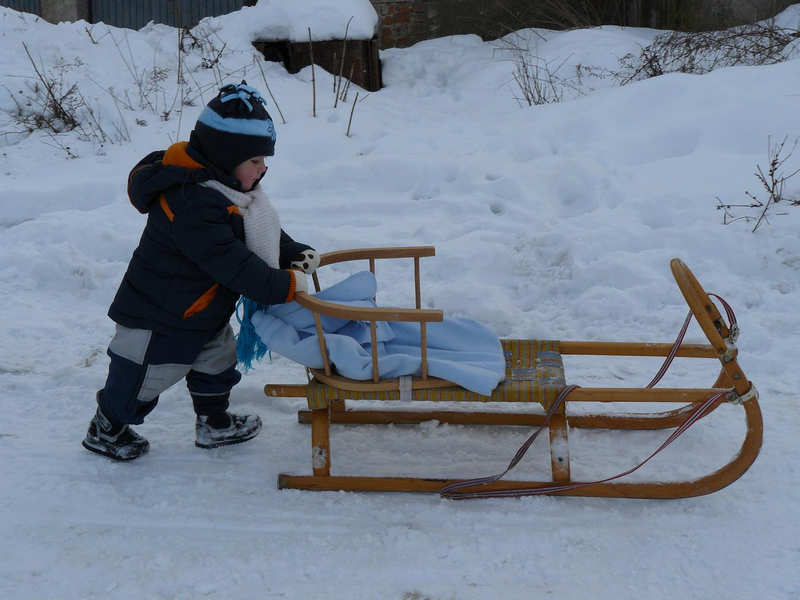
[182,24,241,89]
[497,33,583,106]
[616,22,800,84]
[15,43,82,133]
[2,42,132,154]
[512,52,569,105]
[717,136,800,232]
[179,25,250,101]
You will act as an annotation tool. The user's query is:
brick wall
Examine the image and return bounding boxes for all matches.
[369,0,509,49]
[371,0,429,49]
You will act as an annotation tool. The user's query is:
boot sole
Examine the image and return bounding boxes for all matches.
[82,439,149,461]
[195,429,261,449]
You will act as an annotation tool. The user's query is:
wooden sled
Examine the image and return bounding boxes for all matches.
[264,247,762,498]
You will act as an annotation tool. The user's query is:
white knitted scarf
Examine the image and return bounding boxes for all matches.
[201,180,281,269]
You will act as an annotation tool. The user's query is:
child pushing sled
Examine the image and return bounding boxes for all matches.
[83,82,318,460]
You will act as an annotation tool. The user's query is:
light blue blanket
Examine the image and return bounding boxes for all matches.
[251,271,506,396]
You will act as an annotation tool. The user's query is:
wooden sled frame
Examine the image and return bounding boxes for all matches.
[264,247,762,498]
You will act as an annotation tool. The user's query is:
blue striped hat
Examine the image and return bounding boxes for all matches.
[189,81,276,176]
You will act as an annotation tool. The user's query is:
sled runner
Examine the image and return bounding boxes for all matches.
[263,247,762,498]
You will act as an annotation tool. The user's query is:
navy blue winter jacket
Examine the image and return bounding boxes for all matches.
[108,142,311,334]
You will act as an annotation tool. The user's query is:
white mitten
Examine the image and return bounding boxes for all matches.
[292,270,309,295]
[291,249,320,274]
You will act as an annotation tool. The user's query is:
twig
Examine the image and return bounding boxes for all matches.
[717,135,800,231]
[340,64,354,103]
[176,29,185,139]
[185,67,207,106]
[751,136,800,232]
[85,75,134,110]
[332,52,338,95]
[78,91,108,143]
[346,91,358,136]
[212,42,227,85]
[175,93,184,137]
[42,131,78,159]
[254,54,286,124]
[334,16,353,108]
[109,93,131,142]
[308,27,316,117]
[177,28,185,86]
[107,28,156,113]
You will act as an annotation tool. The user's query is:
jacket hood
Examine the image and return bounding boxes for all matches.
[127,142,242,213]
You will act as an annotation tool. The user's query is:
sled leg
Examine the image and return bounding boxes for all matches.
[549,411,570,483]
[311,408,331,477]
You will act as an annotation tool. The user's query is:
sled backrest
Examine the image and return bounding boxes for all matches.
[295,246,442,382]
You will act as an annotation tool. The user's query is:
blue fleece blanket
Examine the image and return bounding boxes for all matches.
[250,271,505,396]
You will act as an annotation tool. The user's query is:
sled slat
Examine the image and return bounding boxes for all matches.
[559,341,716,358]
[265,384,307,397]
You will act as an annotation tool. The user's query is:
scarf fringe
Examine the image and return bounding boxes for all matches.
[235,296,270,371]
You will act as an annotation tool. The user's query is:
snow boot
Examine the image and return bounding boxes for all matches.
[195,412,262,449]
[82,407,150,461]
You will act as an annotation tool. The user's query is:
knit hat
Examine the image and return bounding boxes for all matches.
[188,81,276,175]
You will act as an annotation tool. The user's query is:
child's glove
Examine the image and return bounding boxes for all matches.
[291,249,320,274]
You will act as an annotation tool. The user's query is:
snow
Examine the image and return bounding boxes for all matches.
[1,2,799,598]
[199,0,378,44]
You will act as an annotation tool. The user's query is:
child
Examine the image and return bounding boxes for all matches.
[83,82,319,461]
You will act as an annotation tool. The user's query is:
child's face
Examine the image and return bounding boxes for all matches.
[233,156,267,191]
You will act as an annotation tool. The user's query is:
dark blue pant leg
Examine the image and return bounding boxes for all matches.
[98,349,159,426]
[186,365,242,415]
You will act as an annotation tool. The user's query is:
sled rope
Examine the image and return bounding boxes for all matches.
[440,389,726,499]
[645,309,693,389]
[439,384,579,496]
[710,293,737,330]
[440,296,736,500]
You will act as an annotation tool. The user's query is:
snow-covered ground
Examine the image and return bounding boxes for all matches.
[1,2,799,598]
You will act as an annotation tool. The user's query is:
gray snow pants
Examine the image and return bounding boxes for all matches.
[97,323,242,425]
